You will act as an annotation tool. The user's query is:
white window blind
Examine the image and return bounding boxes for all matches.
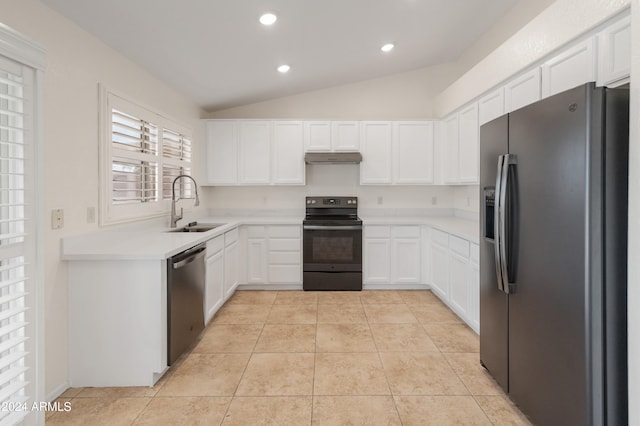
[101,90,193,224]
[0,56,34,425]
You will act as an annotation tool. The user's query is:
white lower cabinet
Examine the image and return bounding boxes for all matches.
[242,225,301,286]
[223,230,239,299]
[429,228,479,333]
[364,225,420,285]
[205,236,225,324]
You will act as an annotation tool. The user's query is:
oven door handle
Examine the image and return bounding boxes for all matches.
[303,225,362,231]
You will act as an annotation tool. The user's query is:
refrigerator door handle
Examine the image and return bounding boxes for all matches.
[494,155,505,292]
[499,154,517,294]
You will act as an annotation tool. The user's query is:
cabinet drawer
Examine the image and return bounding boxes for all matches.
[470,243,479,265]
[224,228,239,246]
[269,265,301,284]
[365,225,391,238]
[392,225,420,238]
[269,251,301,265]
[431,228,449,247]
[449,235,470,258]
[268,225,301,238]
[246,225,266,238]
[269,238,300,252]
[206,235,224,255]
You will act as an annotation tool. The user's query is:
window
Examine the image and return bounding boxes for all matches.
[100,88,193,224]
[0,42,43,424]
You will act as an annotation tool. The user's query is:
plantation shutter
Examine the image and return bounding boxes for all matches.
[0,55,36,425]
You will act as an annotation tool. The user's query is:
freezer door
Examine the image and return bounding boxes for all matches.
[479,115,508,392]
[507,84,589,426]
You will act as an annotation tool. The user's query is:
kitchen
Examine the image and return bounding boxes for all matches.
[0,0,638,424]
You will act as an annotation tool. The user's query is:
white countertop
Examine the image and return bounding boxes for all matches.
[361,216,479,244]
[62,214,479,261]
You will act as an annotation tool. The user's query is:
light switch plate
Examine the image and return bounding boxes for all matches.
[51,209,64,230]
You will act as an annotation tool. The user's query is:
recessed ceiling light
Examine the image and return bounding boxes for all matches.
[277,64,290,73]
[381,43,395,52]
[259,13,277,26]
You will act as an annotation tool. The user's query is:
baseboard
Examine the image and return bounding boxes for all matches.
[236,283,432,291]
[47,382,70,402]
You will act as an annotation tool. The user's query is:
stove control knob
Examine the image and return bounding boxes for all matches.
[311,200,316,204]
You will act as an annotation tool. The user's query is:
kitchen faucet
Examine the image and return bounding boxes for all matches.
[170,174,200,228]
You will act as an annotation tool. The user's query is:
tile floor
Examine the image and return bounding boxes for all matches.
[48,290,532,425]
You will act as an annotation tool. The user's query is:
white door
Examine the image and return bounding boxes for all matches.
[394,121,435,184]
[364,239,391,284]
[392,239,421,284]
[205,249,224,323]
[303,121,332,151]
[478,88,505,125]
[205,120,237,185]
[430,243,449,299]
[541,38,596,98]
[504,68,541,112]
[246,238,268,284]
[442,114,459,184]
[331,121,360,151]
[224,241,239,299]
[238,120,271,184]
[272,121,304,184]
[448,253,470,317]
[458,102,479,183]
[360,121,392,184]
[597,15,632,86]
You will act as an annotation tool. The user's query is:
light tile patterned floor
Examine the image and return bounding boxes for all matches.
[47,290,532,425]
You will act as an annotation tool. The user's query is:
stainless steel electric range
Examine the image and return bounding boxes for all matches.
[302,196,362,291]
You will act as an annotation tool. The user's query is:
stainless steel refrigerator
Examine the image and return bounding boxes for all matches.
[479,83,628,426]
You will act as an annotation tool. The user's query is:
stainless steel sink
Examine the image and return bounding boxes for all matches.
[167,224,223,233]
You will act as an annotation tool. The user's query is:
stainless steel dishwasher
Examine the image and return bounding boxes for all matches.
[167,243,206,365]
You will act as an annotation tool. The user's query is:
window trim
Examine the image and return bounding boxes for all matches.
[98,85,193,226]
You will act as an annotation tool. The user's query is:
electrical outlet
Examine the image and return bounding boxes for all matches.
[431,196,437,205]
[51,209,64,230]
[377,196,383,205]
[87,207,96,224]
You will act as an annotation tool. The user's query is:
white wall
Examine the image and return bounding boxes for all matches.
[0,0,204,398]
[627,0,639,423]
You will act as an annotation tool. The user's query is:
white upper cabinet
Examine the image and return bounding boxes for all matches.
[272,121,305,185]
[303,121,332,152]
[504,68,541,112]
[441,114,460,184]
[458,102,479,184]
[331,121,360,151]
[204,120,237,185]
[394,121,435,184]
[238,120,271,184]
[478,88,505,125]
[360,121,393,184]
[541,37,596,98]
[597,14,631,87]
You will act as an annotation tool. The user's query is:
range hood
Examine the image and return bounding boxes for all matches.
[304,152,362,164]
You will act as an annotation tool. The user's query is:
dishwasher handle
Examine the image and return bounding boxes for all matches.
[171,244,206,269]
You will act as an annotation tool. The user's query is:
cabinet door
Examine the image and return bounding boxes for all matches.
[360,121,392,184]
[331,121,360,151]
[364,239,391,284]
[392,238,421,284]
[394,121,435,184]
[224,241,239,300]
[430,243,449,299]
[541,38,595,98]
[505,68,541,112]
[304,121,332,152]
[597,15,631,87]
[458,102,479,184]
[468,243,479,332]
[205,250,224,323]
[442,114,459,184]
[272,121,305,185]
[448,252,470,317]
[478,88,505,125]
[238,120,271,184]
[205,120,237,185]
[246,237,267,284]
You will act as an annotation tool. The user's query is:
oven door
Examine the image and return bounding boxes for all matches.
[302,225,362,272]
